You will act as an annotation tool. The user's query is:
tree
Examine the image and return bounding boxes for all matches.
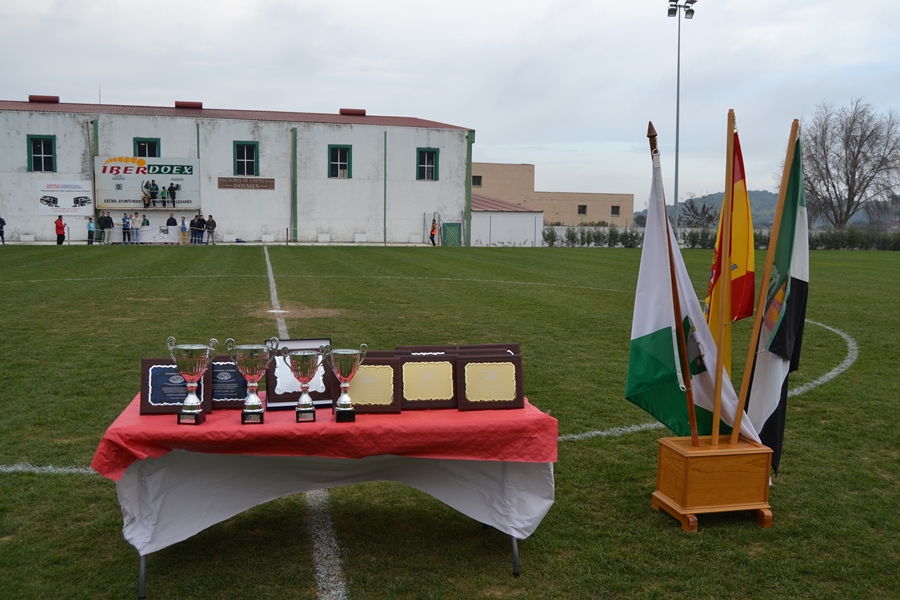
[803,99,900,229]
[633,214,646,227]
[679,194,719,228]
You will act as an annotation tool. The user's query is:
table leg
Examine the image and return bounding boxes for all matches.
[511,536,520,578]
[138,554,147,600]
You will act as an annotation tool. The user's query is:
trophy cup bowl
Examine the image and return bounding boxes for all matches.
[226,337,279,425]
[166,336,218,425]
[323,343,367,423]
[282,348,322,423]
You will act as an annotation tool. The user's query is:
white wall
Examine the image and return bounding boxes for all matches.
[0,108,469,243]
[470,212,543,247]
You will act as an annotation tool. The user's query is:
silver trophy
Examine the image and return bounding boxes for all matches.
[323,344,367,423]
[282,347,323,423]
[166,337,218,425]
[226,337,279,425]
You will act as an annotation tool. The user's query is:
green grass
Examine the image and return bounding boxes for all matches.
[0,245,898,599]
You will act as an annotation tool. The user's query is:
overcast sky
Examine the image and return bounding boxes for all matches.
[4,0,900,210]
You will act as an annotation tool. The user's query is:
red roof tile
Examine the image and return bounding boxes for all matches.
[0,100,469,130]
[472,192,541,212]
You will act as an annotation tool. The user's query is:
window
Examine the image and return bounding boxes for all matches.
[472,175,482,187]
[329,145,352,178]
[577,205,587,215]
[234,142,259,176]
[134,138,160,157]
[417,148,439,181]
[27,135,56,172]
[611,205,620,217]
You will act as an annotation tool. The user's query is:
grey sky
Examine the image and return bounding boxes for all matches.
[4,0,899,210]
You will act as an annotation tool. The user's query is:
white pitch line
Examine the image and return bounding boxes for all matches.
[558,319,859,442]
[2,274,264,285]
[788,320,858,397]
[263,246,348,600]
[0,462,95,475]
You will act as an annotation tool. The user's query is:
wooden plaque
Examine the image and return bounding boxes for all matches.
[140,357,212,415]
[458,343,521,355]
[457,354,524,410]
[209,355,247,410]
[347,357,401,414]
[395,344,457,353]
[399,354,457,410]
[266,338,336,410]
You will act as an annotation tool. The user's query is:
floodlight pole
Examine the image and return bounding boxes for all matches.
[669,0,696,238]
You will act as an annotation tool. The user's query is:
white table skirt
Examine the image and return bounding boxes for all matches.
[116,451,555,555]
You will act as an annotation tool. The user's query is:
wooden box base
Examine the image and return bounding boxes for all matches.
[653,435,773,532]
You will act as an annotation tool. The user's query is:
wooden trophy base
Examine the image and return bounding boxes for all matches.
[177,411,206,425]
[296,407,316,423]
[241,411,265,425]
[653,435,773,532]
[335,408,356,423]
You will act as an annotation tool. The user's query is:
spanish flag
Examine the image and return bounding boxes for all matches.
[704,130,755,375]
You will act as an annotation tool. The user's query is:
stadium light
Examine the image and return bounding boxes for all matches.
[667,0,698,235]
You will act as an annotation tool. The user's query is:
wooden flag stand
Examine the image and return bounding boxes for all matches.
[646,113,797,531]
[652,435,772,531]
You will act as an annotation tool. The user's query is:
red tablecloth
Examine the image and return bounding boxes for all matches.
[92,394,558,481]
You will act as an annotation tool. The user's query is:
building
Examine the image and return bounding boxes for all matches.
[470,193,543,247]
[0,96,475,243]
[471,162,633,227]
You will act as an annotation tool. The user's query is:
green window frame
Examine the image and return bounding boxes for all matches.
[134,138,161,158]
[234,141,260,176]
[328,145,352,179]
[27,134,56,172]
[417,148,439,181]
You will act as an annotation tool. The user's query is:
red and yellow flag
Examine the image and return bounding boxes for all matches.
[705,131,755,375]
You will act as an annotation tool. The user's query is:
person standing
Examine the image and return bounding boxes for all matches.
[168,183,177,206]
[0,214,6,245]
[197,214,207,245]
[132,212,141,244]
[55,216,66,245]
[149,180,159,204]
[141,214,150,244]
[160,186,168,208]
[104,212,114,244]
[87,217,95,245]
[97,212,107,245]
[180,217,188,245]
[121,212,132,245]
[205,215,217,245]
[166,213,177,244]
[430,219,437,246]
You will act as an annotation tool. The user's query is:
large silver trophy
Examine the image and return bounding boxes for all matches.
[282,347,324,423]
[226,337,279,425]
[323,344,367,423]
[166,337,218,425]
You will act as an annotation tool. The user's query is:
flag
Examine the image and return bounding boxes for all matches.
[625,149,760,442]
[705,131,756,375]
[746,136,809,475]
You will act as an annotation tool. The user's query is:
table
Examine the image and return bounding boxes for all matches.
[92,395,558,596]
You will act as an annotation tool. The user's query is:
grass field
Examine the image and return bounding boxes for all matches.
[0,245,898,599]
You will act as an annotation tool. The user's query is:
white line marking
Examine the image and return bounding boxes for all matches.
[0,462,95,475]
[263,246,347,598]
[2,274,264,284]
[788,320,858,397]
[558,422,664,442]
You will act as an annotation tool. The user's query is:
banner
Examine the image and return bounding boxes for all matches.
[94,156,200,210]
[36,181,94,215]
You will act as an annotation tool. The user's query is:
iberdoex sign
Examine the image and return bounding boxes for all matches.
[95,156,200,210]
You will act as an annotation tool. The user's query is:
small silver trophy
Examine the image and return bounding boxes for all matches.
[282,348,323,423]
[166,337,218,425]
[226,337,279,425]
[323,344,367,423]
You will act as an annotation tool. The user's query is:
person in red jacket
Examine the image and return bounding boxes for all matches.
[430,219,437,246]
[55,216,65,245]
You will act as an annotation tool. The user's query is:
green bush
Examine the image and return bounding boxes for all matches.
[608,225,620,248]
[542,226,558,247]
[565,226,578,247]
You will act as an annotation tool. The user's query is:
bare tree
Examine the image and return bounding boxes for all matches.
[803,99,900,229]
[679,194,719,228]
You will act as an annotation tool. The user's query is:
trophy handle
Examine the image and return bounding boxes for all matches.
[279,346,291,360]
[208,338,218,354]
[225,338,236,362]
[321,345,333,372]
[359,343,367,365]
[166,336,177,354]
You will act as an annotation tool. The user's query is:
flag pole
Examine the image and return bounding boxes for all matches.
[730,119,800,445]
[712,110,736,446]
[648,122,699,447]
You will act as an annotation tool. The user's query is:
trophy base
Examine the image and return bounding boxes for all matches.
[335,408,356,423]
[178,411,206,425]
[296,407,317,423]
[242,411,265,425]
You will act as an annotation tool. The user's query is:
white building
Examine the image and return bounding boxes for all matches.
[0,96,475,244]
[470,193,543,247]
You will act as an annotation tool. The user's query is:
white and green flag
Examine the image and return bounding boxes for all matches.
[625,151,760,442]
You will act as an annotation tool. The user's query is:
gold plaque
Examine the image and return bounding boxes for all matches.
[402,361,454,401]
[464,362,516,402]
[349,365,394,406]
